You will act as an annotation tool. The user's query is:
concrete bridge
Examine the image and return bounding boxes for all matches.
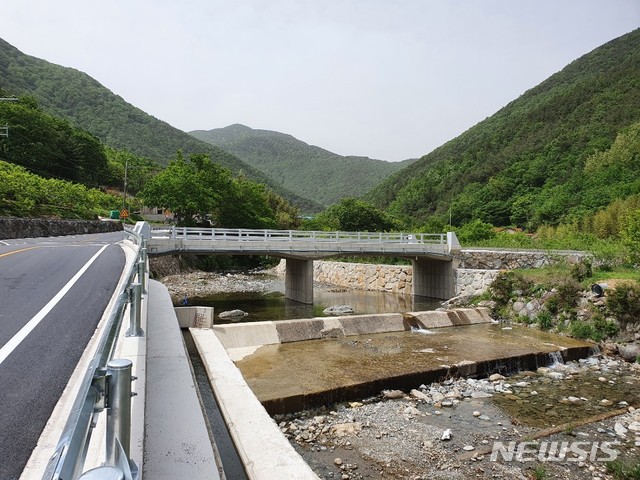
[141,224,462,303]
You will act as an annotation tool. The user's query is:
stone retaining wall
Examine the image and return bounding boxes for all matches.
[457,249,588,270]
[0,216,122,240]
[276,259,498,298]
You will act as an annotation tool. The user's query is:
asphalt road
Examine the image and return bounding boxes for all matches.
[0,232,126,480]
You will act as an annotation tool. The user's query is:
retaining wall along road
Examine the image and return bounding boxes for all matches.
[0,217,123,240]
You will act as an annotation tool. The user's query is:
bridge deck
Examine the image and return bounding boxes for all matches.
[146,227,460,259]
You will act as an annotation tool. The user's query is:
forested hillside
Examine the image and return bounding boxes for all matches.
[190,124,415,206]
[367,28,640,230]
[0,38,320,212]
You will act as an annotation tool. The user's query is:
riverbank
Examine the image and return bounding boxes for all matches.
[283,355,640,479]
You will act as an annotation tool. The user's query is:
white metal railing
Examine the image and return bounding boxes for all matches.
[42,227,146,480]
[150,226,447,245]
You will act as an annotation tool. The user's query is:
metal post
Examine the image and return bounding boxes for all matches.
[137,261,146,293]
[126,283,144,337]
[106,359,133,466]
[140,246,147,265]
[79,465,125,480]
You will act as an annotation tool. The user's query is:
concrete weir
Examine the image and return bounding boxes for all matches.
[195,308,594,416]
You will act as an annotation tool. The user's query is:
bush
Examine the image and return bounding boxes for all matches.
[570,258,592,282]
[606,282,640,328]
[537,309,554,330]
[490,271,533,306]
[570,321,597,341]
[592,314,620,339]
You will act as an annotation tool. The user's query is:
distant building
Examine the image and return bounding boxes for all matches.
[140,206,174,223]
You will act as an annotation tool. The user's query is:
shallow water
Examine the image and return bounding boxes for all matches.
[491,363,640,428]
[235,324,594,413]
[187,282,442,324]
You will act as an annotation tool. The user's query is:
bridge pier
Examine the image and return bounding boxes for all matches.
[412,258,457,300]
[285,258,314,304]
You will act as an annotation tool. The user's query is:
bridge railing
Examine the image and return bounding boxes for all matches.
[150,226,447,245]
[43,227,145,480]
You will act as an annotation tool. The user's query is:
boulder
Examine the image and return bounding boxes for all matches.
[323,305,354,315]
[218,309,248,320]
[618,343,640,362]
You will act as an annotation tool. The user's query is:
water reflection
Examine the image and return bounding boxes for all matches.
[184,285,441,324]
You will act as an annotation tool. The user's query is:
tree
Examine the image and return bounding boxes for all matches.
[140,152,220,226]
[313,198,396,232]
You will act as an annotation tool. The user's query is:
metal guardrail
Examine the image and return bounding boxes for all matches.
[42,228,146,480]
[150,226,447,245]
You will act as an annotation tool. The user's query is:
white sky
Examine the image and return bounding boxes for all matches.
[1,1,639,161]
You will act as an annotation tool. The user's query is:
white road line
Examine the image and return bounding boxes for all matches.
[0,241,9,246]
[0,244,109,367]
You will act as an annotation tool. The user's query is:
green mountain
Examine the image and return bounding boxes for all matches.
[366,28,640,230]
[190,124,416,207]
[0,37,320,211]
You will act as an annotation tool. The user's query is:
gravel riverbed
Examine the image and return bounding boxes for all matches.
[279,356,640,480]
[158,269,640,478]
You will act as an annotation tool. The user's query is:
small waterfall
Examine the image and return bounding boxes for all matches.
[410,326,436,335]
[548,350,564,366]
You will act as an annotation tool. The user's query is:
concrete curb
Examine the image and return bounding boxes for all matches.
[191,328,320,480]
[144,280,221,480]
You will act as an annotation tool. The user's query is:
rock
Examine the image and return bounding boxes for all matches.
[324,305,355,315]
[383,389,405,399]
[600,399,613,406]
[330,422,362,437]
[441,429,452,441]
[410,389,430,401]
[473,411,481,417]
[218,309,248,320]
[334,458,343,466]
[489,374,505,382]
[614,422,628,437]
[628,421,640,432]
[546,372,565,380]
[431,392,445,402]
[618,343,640,362]
[598,377,607,383]
[463,445,475,451]
[404,406,421,416]
[471,391,493,399]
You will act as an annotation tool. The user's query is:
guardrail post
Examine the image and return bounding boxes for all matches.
[137,261,146,293]
[106,359,133,467]
[126,283,144,337]
[140,245,147,264]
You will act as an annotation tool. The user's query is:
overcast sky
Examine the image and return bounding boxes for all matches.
[1,1,639,161]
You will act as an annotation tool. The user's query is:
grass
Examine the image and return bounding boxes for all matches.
[606,459,640,480]
[529,465,548,480]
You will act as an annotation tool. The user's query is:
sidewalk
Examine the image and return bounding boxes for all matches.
[144,279,222,480]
